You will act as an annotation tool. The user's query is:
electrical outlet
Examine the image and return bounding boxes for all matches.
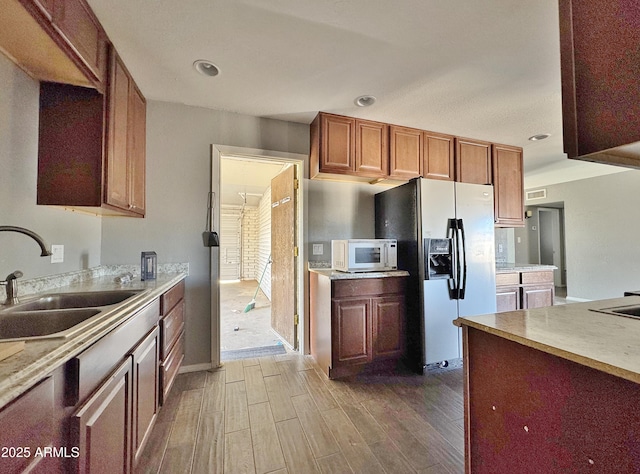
[312,243,323,255]
[50,244,64,263]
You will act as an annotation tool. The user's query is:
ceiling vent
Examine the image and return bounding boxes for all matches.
[526,189,547,200]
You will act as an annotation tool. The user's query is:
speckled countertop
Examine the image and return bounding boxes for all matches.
[495,263,557,273]
[0,271,186,408]
[308,268,410,280]
[455,295,640,384]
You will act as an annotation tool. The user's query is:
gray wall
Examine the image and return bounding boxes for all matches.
[100,100,310,365]
[520,170,640,300]
[0,54,102,282]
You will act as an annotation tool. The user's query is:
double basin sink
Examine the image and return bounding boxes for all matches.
[0,290,143,341]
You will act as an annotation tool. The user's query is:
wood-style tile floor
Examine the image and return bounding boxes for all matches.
[136,354,464,473]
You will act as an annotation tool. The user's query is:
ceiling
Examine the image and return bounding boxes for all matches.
[87,0,625,189]
[221,158,286,206]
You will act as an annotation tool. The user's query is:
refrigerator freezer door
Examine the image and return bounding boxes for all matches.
[454,182,497,318]
[420,179,460,364]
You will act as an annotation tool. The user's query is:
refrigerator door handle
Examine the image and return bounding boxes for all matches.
[447,218,460,299]
[457,218,468,299]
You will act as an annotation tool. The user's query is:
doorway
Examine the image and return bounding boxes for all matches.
[210,145,306,368]
[537,205,566,289]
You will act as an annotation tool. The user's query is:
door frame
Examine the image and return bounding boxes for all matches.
[210,144,307,369]
[537,207,565,287]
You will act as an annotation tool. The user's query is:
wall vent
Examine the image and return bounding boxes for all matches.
[526,189,547,200]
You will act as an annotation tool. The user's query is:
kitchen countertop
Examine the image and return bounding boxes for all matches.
[0,272,186,409]
[455,295,640,384]
[495,263,557,273]
[309,268,410,280]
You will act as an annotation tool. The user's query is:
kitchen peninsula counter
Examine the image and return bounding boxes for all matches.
[308,267,410,280]
[455,296,640,472]
[0,271,187,408]
[495,263,557,273]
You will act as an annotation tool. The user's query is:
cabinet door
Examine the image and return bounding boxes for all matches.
[496,286,520,312]
[332,298,372,366]
[355,119,388,178]
[522,285,554,309]
[389,125,422,179]
[72,357,133,474]
[493,144,524,226]
[106,50,131,211]
[372,295,404,359]
[132,328,159,466]
[52,0,107,84]
[320,113,355,173]
[128,84,146,215]
[423,131,454,181]
[456,138,492,184]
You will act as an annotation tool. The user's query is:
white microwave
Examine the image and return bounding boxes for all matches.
[331,239,398,272]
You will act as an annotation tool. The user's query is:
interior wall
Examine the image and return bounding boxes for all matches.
[241,206,259,280]
[0,53,101,286]
[522,170,640,300]
[100,100,309,366]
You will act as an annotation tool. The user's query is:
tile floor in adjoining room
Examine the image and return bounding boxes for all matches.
[135,354,464,474]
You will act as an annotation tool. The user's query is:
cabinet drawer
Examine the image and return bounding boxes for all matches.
[0,377,54,474]
[160,333,184,405]
[332,277,406,299]
[69,299,159,405]
[496,272,519,286]
[521,271,554,285]
[161,280,185,315]
[160,300,185,360]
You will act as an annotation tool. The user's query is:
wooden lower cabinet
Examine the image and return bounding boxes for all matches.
[496,270,554,311]
[159,281,185,405]
[311,273,406,379]
[132,328,159,466]
[72,357,133,474]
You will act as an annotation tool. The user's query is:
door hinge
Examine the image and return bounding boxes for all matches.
[294,246,299,257]
[294,314,299,325]
[294,179,299,190]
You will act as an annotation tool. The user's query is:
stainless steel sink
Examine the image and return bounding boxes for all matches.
[0,289,143,341]
[0,308,101,340]
[591,305,640,319]
[7,290,142,312]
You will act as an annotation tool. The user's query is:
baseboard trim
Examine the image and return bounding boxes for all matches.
[179,362,213,374]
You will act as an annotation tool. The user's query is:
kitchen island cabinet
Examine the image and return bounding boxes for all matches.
[310,269,408,379]
[455,296,640,473]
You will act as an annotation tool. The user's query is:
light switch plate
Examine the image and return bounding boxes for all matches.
[50,244,64,263]
[312,243,324,255]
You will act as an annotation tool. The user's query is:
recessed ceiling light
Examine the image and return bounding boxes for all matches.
[193,60,220,77]
[528,133,551,141]
[354,95,376,107]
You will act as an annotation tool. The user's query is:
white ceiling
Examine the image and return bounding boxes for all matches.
[221,158,286,206]
[87,0,625,188]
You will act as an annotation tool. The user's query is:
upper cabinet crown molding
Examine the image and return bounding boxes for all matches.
[559,0,640,168]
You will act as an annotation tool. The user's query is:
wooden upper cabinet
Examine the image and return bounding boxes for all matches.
[37,47,146,217]
[389,125,422,179]
[492,144,524,227]
[51,0,108,85]
[455,137,492,185]
[423,131,454,181]
[559,0,640,167]
[310,112,388,179]
[319,113,355,173]
[105,48,146,216]
[355,119,388,178]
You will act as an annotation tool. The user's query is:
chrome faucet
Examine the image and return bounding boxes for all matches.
[0,226,52,305]
[0,226,52,257]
